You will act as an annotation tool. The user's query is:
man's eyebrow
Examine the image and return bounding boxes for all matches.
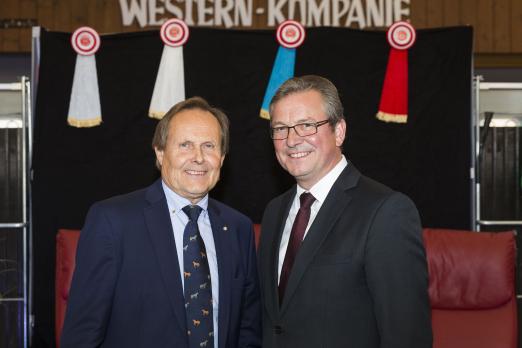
[272,117,317,126]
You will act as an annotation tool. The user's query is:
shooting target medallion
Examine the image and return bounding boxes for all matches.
[71,27,100,56]
[387,21,416,50]
[160,18,189,47]
[276,20,305,49]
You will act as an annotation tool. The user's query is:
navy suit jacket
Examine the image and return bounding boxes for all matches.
[61,180,261,348]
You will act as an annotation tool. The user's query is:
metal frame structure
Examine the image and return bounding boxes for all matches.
[0,77,31,348]
[474,78,522,230]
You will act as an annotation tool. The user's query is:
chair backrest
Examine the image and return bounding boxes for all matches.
[55,229,81,348]
[56,226,517,348]
[423,228,517,348]
[253,223,261,249]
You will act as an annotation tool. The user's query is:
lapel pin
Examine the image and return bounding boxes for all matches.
[223,226,228,231]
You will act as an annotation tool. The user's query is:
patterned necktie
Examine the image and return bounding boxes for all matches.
[182,205,214,348]
[279,192,316,303]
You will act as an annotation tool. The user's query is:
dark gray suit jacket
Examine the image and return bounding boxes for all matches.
[258,164,432,348]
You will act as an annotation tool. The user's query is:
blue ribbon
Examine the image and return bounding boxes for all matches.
[260,46,296,119]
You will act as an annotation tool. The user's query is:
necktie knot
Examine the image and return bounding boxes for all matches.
[182,205,203,222]
[299,192,315,210]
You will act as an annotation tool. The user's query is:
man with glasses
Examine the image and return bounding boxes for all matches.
[258,75,432,348]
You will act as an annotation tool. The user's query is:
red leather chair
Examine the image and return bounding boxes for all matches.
[253,223,261,249]
[56,226,517,348]
[55,229,81,348]
[423,228,517,348]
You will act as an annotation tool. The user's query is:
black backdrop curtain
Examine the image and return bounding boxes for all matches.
[32,26,472,347]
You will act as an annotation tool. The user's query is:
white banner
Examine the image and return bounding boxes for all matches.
[119,0,410,29]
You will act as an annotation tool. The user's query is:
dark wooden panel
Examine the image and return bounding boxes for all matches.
[19,0,37,52]
[493,0,511,52]
[37,0,54,28]
[476,0,493,52]
[443,0,459,26]
[512,0,522,52]
[1,0,522,55]
[426,0,443,27]
[87,0,105,32]
[460,0,477,26]
[2,0,20,52]
[18,29,31,53]
[105,0,124,33]
[53,0,71,31]
[70,0,88,30]
[410,0,428,27]
[475,53,522,67]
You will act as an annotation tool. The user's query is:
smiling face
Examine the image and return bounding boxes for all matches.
[154,108,225,203]
[271,90,346,190]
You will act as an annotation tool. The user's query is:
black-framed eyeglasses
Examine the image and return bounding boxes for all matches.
[270,120,330,140]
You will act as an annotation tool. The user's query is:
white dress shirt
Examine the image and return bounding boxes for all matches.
[162,181,219,348]
[277,155,348,282]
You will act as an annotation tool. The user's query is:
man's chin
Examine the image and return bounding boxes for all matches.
[183,190,208,203]
[287,167,310,180]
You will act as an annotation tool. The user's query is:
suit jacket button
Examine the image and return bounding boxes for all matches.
[274,325,283,334]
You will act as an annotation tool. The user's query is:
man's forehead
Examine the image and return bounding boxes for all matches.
[271,97,325,125]
[167,112,220,141]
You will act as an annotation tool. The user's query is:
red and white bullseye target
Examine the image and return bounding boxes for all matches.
[276,20,305,49]
[387,21,416,50]
[71,27,100,56]
[160,18,189,47]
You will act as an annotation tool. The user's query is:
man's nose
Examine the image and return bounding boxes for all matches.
[193,147,204,163]
[286,127,303,147]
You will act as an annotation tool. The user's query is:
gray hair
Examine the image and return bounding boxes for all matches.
[269,75,344,126]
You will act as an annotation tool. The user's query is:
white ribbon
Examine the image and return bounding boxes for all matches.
[149,45,185,119]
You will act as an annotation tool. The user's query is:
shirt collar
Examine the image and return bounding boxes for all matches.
[296,155,348,204]
[161,180,209,214]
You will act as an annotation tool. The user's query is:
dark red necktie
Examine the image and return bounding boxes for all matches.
[279,192,316,303]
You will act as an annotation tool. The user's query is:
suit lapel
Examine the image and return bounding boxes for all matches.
[207,200,230,348]
[279,165,361,314]
[264,188,295,320]
[143,180,187,333]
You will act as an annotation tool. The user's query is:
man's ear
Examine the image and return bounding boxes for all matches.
[154,147,164,167]
[335,119,346,147]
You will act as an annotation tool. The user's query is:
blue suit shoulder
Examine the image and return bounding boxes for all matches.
[91,186,149,211]
[209,197,253,226]
[82,186,153,234]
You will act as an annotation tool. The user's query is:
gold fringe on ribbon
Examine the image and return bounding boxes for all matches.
[260,109,270,120]
[376,111,407,124]
[67,116,102,128]
[148,110,165,120]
